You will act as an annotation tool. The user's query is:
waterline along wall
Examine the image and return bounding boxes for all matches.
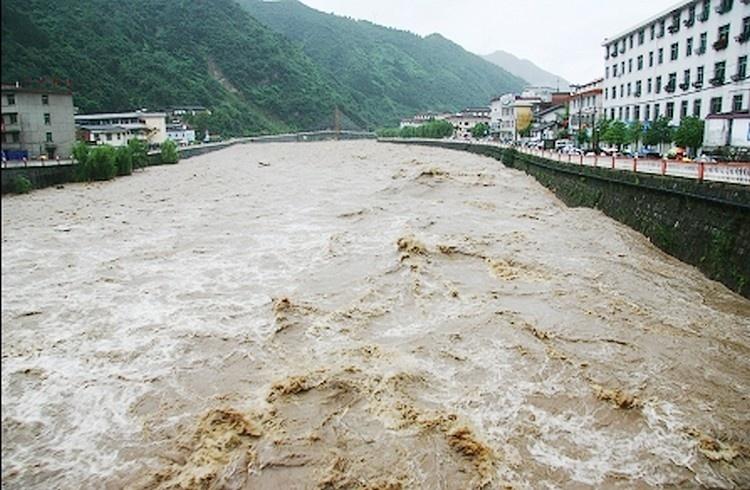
[384,139,750,299]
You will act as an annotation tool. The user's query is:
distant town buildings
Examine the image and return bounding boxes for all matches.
[569,78,604,142]
[446,107,490,139]
[399,111,450,128]
[1,82,76,160]
[602,0,749,127]
[166,123,197,146]
[75,111,167,147]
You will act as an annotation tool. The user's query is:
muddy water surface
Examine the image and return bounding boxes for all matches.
[2,141,749,489]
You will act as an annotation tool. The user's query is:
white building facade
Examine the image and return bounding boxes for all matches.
[75,111,167,148]
[490,94,517,142]
[569,78,604,137]
[166,124,196,146]
[602,0,749,127]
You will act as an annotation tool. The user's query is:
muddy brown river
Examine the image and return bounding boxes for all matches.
[2,141,749,489]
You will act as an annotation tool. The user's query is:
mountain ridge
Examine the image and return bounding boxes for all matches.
[483,50,570,91]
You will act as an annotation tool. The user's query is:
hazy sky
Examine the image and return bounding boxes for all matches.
[300,0,680,83]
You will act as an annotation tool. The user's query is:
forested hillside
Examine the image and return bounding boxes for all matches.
[2,0,527,135]
[1,0,347,135]
[239,0,526,126]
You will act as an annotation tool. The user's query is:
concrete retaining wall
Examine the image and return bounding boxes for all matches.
[384,139,750,298]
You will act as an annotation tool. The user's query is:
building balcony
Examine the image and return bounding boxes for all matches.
[611,50,618,58]
[736,31,750,44]
[692,80,704,88]
[679,82,690,90]
[713,38,728,51]
[699,11,710,21]
[634,90,642,98]
[731,73,746,82]
[684,17,695,27]
[714,3,731,14]
[664,82,677,93]
[668,24,680,34]
[696,46,706,55]
[709,77,725,86]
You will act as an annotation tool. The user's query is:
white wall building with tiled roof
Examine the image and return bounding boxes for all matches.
[602,0,749,127]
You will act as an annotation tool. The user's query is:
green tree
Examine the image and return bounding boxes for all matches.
[673,116,705,157]
[78,145,117,181]
[470,123,489,138]
[627,121,643,150]
[72,141,90,164]
[114,145,133,176]
[603,120,628,150]
[160,139,180,164]
[127,139,148,169]
[576,129,590,147]
[593,118,610,150]
[643,117,674,148]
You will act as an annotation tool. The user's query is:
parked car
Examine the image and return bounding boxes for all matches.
[636,148,661,159]
[694,154,718,163]
[555,139,573,151]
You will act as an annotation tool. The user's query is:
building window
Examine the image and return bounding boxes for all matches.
[649,51,654,67]
[638,30,645,45]
[715,24,730,50]
[42,94,49,105]
[11,132,20,143]
[628,59,633,73]
[634,105,641,120]
[658,19,665,38]
[8,113,17,124]
[666,102,675,119]
[743,16,750,39]
[716,0,733,14]
[681,100,689,118]
[645,104,651,120]
[625,107,630,120]
[656,76,662,93]
[618,107,623,120]
[693,99,702,117]
[713,61,726,84]
[613,65,618,77]
[687,4,696,25]
[627,82,632,96]
[636,80,642,96]
[606,66,609,78]
[700,0,710,22]
[637,55,643,70]
[686,37,693,56]
[737,55,747,80]
[710,97,722,114]
[6,94,15,105]
[670,12,681,33]
[612,87,617,100]
[650,24,655,40]
[629,35,634,49]
[733,94,744,112]
[620,84,624,97]
[683,69,691,88]
[46,132,53,143]
[670,43,679,61]
[697,66,705,85]
[654,103,661,119]
[106,133,112,141]
[658,48,664,64]
[44,113,51,125]
[699,32,707,53]
[647,78,653,93]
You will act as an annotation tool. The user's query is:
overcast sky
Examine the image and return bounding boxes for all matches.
[300,0,680,83]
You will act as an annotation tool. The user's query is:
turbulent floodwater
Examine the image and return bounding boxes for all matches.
[1,141,749,489]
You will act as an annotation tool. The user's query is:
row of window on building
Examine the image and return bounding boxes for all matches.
[608,93,745,122]
[606,0,744,57]
[606,55,747,99]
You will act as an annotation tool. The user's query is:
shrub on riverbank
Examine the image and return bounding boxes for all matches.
[115,146,133,176]
[377,120,454,139]
[127,139,149,170]
[160,140,179,164]
[12,175,32,194]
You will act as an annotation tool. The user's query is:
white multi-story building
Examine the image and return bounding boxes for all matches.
[75,111,167,148]
[490,94,517,142]
[602,0,749,128]
[446,108,490,140]
[569,78,604,137]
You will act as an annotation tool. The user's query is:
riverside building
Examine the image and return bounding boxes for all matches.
[602,0,750,127]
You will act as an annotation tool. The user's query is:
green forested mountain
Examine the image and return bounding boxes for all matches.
[1,0,345,135]
[2,0,526,135]
[239,0,526,127]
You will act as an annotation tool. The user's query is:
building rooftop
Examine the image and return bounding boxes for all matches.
[602,0,691,45]
[77,124,126,133]
[1,82,73,96]
[75,111,167,120]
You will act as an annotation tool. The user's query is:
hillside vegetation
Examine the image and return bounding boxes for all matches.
[1,0,343,135]
[240,0,526,127]
[2,0,527,135]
